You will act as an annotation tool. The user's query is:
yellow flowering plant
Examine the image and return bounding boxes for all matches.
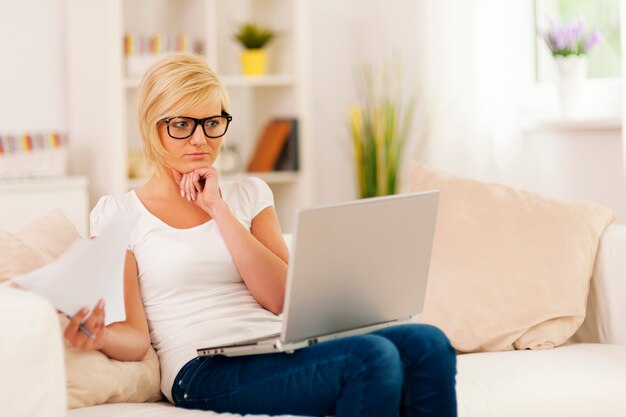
[349,62,426,198]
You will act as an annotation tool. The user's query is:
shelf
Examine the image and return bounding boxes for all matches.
[0,176,88,193]
[124,74,295,89]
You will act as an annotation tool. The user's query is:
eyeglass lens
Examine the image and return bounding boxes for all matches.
[168,116,229,139]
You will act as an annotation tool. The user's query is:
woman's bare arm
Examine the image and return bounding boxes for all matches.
[211,202,289,315]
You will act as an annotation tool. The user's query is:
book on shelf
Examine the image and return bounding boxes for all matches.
[247,119,298,172]
[274,119,299,171]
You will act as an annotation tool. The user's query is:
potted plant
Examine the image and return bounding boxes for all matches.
[349,62,431,199]
[233,22,275,76]
[538,18,602,117]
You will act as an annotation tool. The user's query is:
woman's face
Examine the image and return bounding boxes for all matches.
[158,99,225,174]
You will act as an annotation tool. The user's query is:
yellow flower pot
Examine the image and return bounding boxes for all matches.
[241,49,267,76]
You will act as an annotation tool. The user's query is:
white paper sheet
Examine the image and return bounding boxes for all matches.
[13,212,139,325]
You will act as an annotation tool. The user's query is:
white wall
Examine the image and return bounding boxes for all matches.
[3,0,625,223]
[512,127,626,223]
[65,0,125,205]
[0,0,65,133]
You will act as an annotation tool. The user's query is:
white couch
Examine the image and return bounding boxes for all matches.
[4,226,626,417]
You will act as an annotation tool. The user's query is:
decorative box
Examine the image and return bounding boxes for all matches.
[0,132,67,179]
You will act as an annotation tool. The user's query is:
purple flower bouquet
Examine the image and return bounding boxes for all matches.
[539,18,603,57]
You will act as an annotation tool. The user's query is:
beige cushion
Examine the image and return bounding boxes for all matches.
[0,208,78,281]
[0,209,162,408]
[58,315,162,409]
[410,162,616,352]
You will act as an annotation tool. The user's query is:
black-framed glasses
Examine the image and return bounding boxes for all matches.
[160,112,233,139]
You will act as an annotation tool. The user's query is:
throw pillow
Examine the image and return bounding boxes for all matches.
[58,315,162,408]
[0,209,162,408]
[0,230,48,282]
[410,162,616,352]
[0,208,77,281]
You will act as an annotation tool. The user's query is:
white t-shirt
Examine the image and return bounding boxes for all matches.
[89,177,283,403]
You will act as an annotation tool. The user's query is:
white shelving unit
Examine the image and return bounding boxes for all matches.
[66,0,312,231]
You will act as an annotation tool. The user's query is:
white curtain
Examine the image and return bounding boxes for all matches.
[307,0,537,203]
[416,0,536,183]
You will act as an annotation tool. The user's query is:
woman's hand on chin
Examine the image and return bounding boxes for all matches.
[172,167,223,216]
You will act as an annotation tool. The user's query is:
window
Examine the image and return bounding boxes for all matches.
[535,0,621,81]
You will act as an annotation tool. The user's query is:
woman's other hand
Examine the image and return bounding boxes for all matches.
[172,167,223,216]
[64,299,107,351]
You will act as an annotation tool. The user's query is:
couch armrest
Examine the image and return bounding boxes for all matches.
[0,286,66,416]
[575,225,626,344]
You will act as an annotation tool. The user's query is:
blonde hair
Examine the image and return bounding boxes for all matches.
[135,54,230,173]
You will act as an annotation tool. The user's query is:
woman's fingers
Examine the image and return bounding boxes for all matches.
[64,307,90,348]
[187,173,197,201]
[191,171,206,200]
[64,300,106,350]
[64,307,88,340]
[177,172,189,201]
[83,299,105,337]
[171,168,183,185]
[193,173,204,194]
[177,168,219,203]
[172,169,186,199]
[179,172,193,201]
[83,299,106,349]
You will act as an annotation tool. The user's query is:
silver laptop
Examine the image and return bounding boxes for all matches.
[197,190,439,357]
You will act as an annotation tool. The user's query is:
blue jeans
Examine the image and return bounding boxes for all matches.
[171,324,457,417]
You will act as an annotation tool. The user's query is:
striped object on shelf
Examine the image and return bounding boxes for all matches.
[0,132,64,154]
[123,33,200,78]
[0,132,67,179]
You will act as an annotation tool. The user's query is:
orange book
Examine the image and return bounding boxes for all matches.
[247,120,293,172]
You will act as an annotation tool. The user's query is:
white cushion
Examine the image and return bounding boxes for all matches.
[0,286,66,417]
[68,344,626,417]
[67,402,306,417]
[456,343,626,417]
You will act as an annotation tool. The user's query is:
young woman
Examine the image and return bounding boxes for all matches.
[63,54,457,417]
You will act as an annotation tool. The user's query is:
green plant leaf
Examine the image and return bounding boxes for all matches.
[349,60,421,198]
[233,22,275,49]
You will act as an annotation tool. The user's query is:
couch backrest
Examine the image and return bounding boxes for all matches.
[287,227,626,346]
[573,224,626,345]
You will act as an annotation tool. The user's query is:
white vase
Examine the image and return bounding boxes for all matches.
[554,55,588,119]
